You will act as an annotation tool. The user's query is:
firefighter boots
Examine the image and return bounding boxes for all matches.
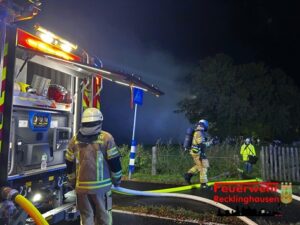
[184,173,193,185]
[200,183,208,189]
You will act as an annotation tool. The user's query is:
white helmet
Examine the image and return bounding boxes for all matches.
[82,108,103,123]
[245,138,250,144]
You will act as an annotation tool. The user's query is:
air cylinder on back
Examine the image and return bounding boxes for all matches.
[183,127,194,150]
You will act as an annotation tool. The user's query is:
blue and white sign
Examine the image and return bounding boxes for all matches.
[133,88,144,105]
[28,111,51,132]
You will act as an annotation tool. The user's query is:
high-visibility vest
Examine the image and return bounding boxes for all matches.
[240,144,256,161]
[65,131,121,194]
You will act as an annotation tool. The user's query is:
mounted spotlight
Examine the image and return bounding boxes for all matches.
[39,32,54,44]
[32,192,42,202]
[17,28,81,61]
[28,0,42,7]
[60,43,72,53]
[34,24,78,53]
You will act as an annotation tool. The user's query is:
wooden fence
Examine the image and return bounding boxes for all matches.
[260,146,300,182]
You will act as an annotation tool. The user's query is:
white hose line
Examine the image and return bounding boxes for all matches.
[113,186,258,225]
[280,192,300,202]
[259,184,300,202]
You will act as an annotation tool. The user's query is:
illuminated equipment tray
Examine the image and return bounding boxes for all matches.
[13,93,72,112]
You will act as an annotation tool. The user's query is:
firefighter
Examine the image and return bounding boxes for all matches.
[184,119,209,189]
[240,138,256,173]
[65,107,122,225]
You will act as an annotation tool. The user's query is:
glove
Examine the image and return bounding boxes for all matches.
[66,173,76,189]
[112,177,121,187]
[113,181,121,187]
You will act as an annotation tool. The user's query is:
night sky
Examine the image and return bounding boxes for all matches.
[18,0,300,145]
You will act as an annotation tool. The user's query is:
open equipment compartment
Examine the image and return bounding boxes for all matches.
[0,8,163,223]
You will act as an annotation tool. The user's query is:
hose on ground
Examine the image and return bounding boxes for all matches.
[112,183,258,225]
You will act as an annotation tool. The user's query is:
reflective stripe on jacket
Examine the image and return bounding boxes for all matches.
[240,144,256,161]
[65,131,120,194]
[190,130,207,159]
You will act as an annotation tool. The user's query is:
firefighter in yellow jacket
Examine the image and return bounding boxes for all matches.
[65,108,122,225]
[240,138,256,174]
[184,119,209,189]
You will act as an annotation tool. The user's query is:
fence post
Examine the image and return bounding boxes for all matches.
[295,148,300,181]
[286,147,290,181]
[278,147,282,181]
[282,147,286,181]
[291,147,295,182]
[152,146,157,175]
[273,147,278,181]
[260,146,265,181]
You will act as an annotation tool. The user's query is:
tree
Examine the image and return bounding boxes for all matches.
[177,54,300,142]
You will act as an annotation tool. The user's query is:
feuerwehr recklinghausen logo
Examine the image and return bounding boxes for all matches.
[280,182,292,204]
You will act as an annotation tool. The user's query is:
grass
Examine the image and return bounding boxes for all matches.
[119,143,262,184]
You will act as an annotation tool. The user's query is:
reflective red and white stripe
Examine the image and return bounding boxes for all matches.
[93,76,102,109]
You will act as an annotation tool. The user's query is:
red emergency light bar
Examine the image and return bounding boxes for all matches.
[17,29,81,62]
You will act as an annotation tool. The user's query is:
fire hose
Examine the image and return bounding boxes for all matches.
[1,187,49,225]
[3,178,297,225]
[63,179,260,225]
[112,181,259,225]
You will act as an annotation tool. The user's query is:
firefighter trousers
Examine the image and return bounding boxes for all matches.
[188,153,208,184]
[77,191,112,225]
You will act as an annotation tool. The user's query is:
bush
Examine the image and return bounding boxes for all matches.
[155,144,192,175]
[118,144,152,175]
[118,144,130,174]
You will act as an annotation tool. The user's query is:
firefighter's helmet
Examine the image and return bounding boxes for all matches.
[245,138,251,144]
[198,119,209,131]
[82,108,103,123]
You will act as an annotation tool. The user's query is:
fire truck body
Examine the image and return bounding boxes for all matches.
[0,4,163,223]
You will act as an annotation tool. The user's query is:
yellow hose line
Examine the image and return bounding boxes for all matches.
[112,178,260,195]
[14,194,49,225]
[149,178,259,193]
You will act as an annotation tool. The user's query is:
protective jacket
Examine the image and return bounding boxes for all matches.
[240,143,256,162]
[65,130,122,194]
[187,128,209,184]
[190,129,207,159]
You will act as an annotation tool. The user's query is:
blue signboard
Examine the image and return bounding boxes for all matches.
[133,88,144,105]
[28,111,51,132]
